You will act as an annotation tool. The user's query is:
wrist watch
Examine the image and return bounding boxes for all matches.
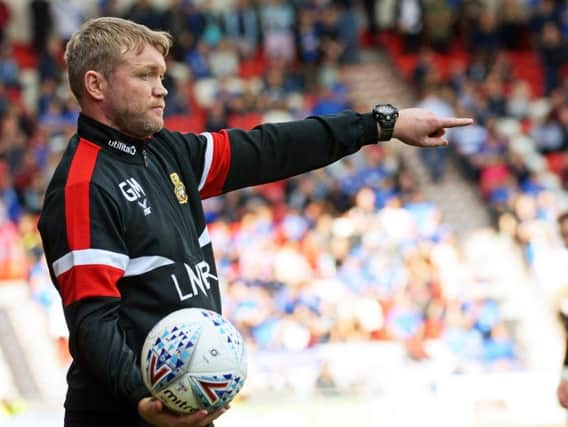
[372,104,399,141]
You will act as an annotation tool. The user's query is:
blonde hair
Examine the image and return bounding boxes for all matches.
[65,17,172,104]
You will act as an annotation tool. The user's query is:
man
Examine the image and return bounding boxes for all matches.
[556,212,568,410]
[37,17,473,427]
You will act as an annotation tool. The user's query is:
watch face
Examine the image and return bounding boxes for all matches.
[377,105,394,115]
[375,104,398,122]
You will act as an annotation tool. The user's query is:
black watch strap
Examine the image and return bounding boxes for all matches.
[378,122,395,141]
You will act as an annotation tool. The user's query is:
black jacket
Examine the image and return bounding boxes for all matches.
[38,111,378,417]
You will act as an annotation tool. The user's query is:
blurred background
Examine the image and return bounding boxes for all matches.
[0,0,568,426]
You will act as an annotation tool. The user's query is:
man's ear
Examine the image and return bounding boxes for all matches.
[84,70,107,101]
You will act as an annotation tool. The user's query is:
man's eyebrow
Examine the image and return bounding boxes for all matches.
[133,64,165,73]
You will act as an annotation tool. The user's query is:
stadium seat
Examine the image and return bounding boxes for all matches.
[239,55,267,79]
[164,113,205,134]
[546,152,568,178]
[227,112,263,130]
[10,43,37,69]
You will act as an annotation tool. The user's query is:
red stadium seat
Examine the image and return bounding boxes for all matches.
[164,113,206,134]
[561,64,568,80]
[393,54,418,80]
[11,43,38,69]
[5,86,22,104]
[479,163,510,199]
[227,112,263,130]
[238,52,267,78]
[546,152,568,177]
[508,51,543,98]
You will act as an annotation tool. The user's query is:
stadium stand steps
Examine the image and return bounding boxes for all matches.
[0,284,66,404]
[461,229,564,372]
[0,307,41,400]
[343,53,492,237]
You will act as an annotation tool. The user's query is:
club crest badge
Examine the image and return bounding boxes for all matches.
[170,172,188,204]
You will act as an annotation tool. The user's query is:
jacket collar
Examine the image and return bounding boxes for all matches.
[77,113,151,165]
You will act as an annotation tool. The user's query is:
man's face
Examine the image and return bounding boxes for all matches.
[103,44,167,138]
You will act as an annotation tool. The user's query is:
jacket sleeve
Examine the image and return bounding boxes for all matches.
[38,182,149,408]
[178,111,378,199]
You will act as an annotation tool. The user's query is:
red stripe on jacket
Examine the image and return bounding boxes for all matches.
[61,139,122,306]
[200,130,231,199]
[65,139,100,250]
[58,264,123,306]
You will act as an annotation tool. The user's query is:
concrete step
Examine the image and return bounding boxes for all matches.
[0,283,67,404]
[0,308,41,400]
[399,145,492,235]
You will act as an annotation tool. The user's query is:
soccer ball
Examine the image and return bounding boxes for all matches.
[140,308,247,414]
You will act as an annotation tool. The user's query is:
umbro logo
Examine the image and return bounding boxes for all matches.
[108,139,136,155]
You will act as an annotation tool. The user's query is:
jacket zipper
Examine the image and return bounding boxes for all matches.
[142,141,149,167]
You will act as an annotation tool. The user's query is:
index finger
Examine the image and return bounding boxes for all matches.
[438,117,474,128]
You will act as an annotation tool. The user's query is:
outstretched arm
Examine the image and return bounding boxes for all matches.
[179,108,474,200]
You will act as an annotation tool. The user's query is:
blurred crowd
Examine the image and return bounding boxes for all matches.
[2,0,568,402]
[384,0,568,300]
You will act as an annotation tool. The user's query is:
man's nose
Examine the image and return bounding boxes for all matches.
[155,80,168,97]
